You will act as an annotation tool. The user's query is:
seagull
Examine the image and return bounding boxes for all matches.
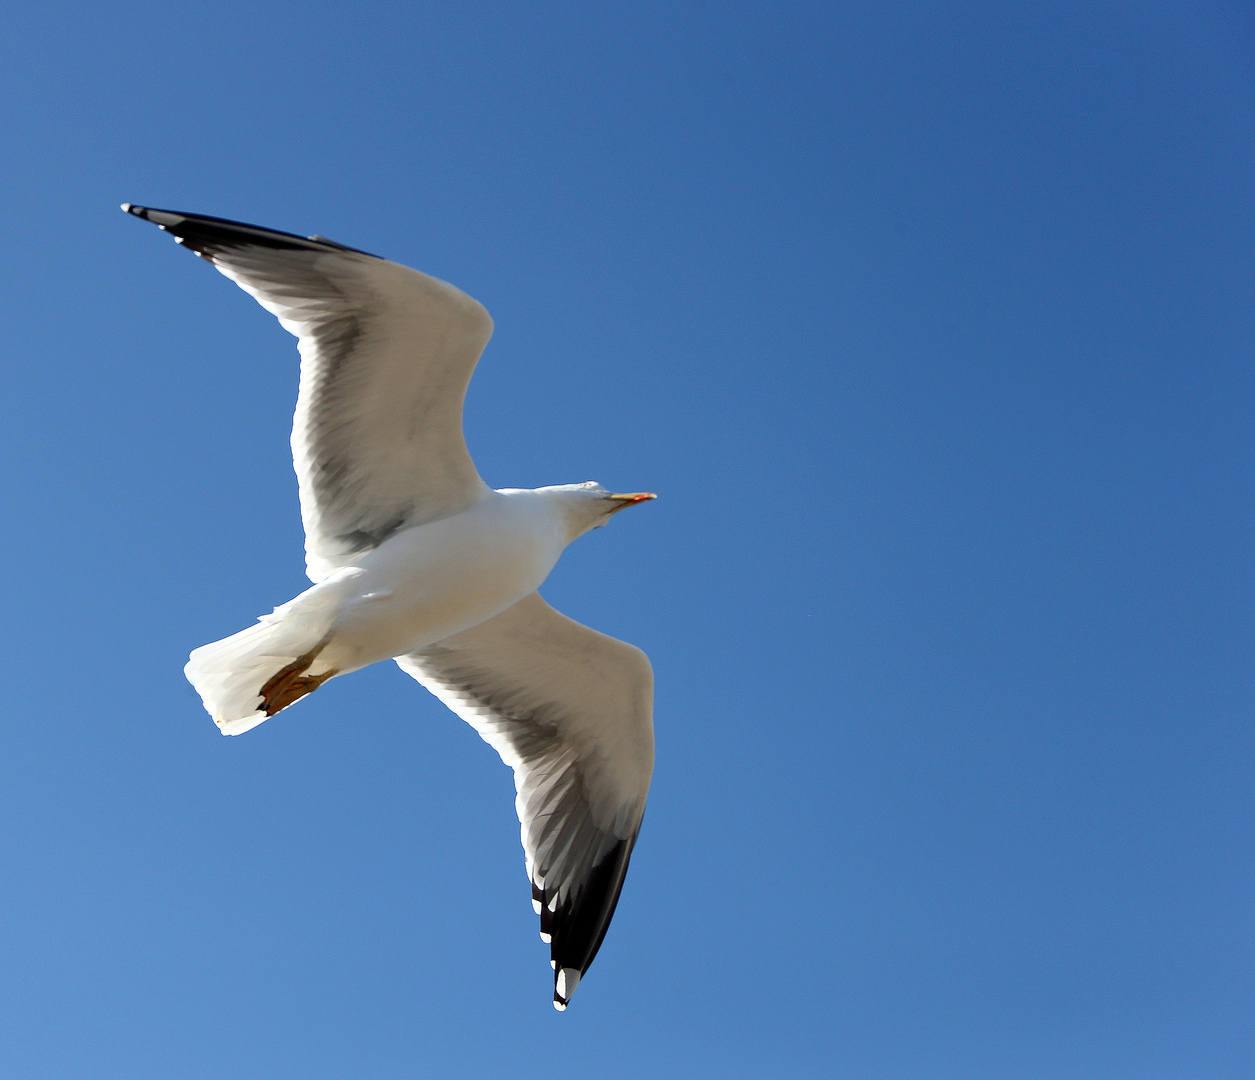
[123,204,656,1011]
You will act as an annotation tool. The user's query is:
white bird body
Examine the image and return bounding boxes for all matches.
[300,489,569,675]
[126,204,656,1011]
[187,487,599,733]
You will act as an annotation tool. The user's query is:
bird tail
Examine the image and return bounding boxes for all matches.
[184,568,364,735]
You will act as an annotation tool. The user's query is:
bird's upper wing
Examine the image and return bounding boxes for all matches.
[396,591,654,1010]
[125,205,493,581]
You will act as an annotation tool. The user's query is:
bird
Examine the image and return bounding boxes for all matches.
[123,204,656,1011]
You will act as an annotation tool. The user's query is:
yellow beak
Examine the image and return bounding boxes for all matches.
[607,492,657,513]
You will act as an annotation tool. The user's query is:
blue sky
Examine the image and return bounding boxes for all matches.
[0,1,1250,1076]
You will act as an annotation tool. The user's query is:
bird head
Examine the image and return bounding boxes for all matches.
[540,481,657,540]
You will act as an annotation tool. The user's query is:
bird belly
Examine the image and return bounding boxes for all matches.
[311,498,562,675]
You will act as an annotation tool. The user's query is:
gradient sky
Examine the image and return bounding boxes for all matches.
[0,2,1250,1077]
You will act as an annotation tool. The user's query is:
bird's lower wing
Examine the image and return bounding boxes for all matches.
[396,591,654,1009]
[124,205,493,581]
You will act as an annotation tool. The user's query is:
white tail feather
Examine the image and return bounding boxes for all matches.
[184,567,365,735]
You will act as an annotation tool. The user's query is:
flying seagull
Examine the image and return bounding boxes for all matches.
[123,204,656,1011]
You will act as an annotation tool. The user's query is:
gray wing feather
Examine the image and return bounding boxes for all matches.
[396,591,654,1008]
[125,206,493,581]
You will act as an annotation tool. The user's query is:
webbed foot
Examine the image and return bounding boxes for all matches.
[258,642,338,716]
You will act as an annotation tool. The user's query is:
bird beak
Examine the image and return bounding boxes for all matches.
[607,492,657,513]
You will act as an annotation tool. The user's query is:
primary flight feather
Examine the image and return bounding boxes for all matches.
[124,204,656,1010]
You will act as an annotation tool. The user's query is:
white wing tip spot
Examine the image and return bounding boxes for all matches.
[539,932,551,943]
[532,899,542,914]
[556,967,581,1002]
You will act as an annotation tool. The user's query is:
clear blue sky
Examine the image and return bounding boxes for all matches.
[0,2,1250,1077]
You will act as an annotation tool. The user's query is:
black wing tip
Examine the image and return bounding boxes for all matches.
[538,834,639,1011]
[120,203,383,259]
